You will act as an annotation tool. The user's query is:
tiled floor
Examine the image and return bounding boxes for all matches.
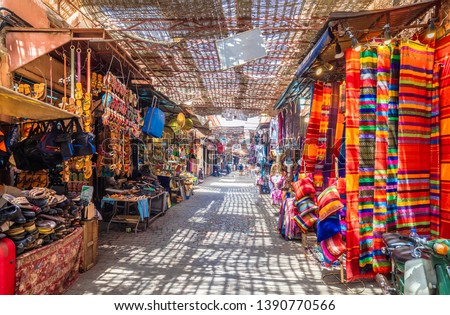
[66,174,378,295]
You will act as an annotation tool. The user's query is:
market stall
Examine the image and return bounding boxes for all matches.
[274,0,446,283]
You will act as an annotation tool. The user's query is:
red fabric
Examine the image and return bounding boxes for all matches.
[345,48,362,281]
[437,34,450,238]
[302,82,324,174]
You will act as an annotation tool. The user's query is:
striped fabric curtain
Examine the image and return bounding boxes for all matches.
[372,45,391,273]
[396,41,434,236]
[386,44,400,232]
[345,48,362,281]
[436,34,450,239]
[302,82,323,174]
[358,49,378,269]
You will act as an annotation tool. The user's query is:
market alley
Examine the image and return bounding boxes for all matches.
[66,175,377,295]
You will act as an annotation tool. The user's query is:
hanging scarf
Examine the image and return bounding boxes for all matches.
[314,83,332,190]
[345,48,363,281]
[386,44,400,232]
[358,48,378,269]
[324,82,340,182]
[337,82,346,179]
[397,41,434,236]
[302,82,323,174]
[430,63,441,238]
[372,45,391,273]
[436,34,450,239]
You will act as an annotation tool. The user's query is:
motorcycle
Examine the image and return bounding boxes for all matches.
[376,232,450,295]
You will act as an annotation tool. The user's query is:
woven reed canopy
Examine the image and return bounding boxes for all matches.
[41,0,417,116]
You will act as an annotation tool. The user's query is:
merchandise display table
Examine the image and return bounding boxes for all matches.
[15,228,83,295]
[104,192,166,234]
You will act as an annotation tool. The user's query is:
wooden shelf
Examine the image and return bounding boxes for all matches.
[0,86,79,121]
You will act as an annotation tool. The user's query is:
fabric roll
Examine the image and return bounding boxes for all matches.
[396,41,434,236]
[386,44,400,233]
[372,45,391,273]
[345,48,362,281]
[302,82,324,174]
[436,34,450,238]
[358,48,378,269]
[314,83,332,189]
[430,63,440,238]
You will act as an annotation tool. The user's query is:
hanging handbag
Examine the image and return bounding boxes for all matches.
[68,118,96,157]
[37,121,66,168]
[142,96,165,138]
[11,123,47,171]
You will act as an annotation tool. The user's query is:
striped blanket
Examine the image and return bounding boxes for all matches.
[315,83,332,189]
[396,41,434,236]
[436,34,450,238]
[386,44,400,232]
[430,63,440,238]
[345,48,362,281]
[358,49,378,269]
[373,45,391,273]
[303,82,324,174]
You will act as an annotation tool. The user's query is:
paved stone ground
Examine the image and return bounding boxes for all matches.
[67,174,379,295]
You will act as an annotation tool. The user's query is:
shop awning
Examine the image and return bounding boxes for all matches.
[0,86,79,121]
[295,27,334,79]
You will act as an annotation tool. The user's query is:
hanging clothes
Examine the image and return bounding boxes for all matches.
[386,44,400,233]
[436,34,450,239]
[396,41,434,236]
[325,82,340,182]
[358,48,378,270]
[372,45,391,273]
[430,63,441,238]
[302,82,323,174]
[344,48,363,281]
[314,83,332,190]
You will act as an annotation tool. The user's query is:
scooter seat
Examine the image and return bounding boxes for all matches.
[392,247,414,264]
[392,247,431,264]
[382,233,411,249]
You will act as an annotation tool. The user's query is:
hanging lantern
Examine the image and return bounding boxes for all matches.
[182,118,193,130]
[177,113,186,127]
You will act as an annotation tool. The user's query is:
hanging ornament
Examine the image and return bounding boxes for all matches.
[168,118,180,132]
[177,113,186,128]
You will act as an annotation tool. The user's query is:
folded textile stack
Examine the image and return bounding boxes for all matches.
[0,187,82,256]
[290,175,318,234]
[316,185,346,266]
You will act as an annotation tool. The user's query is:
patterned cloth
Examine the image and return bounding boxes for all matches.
[430,63,441,238]
[396,41,434,236]
[325,82,341,181]
[302,82,324,174]
[436,34,450,238]
[373,45,391,273]
[314,83,332,190]
[358,49,378,269]
[386,44,400,232]
[15,228,83,294]
[345,48,362,281]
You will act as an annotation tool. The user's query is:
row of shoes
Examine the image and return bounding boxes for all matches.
[0,187,83,256]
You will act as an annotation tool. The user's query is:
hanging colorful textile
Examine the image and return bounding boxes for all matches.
[436,34,450,239]
[386,44,400,233]
[396,41,434,236]
[358,48,378,269]
[325,82,340,181]
[345,49,362,281]
[430,63,440,238]
[314,83,332,189]
[336,82,346,179]
[372,45,391,273]
[302,82,323,174]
